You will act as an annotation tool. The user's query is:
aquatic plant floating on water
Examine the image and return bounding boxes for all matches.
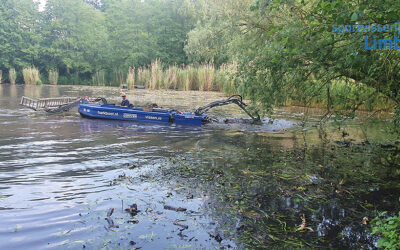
[296,214,313,232]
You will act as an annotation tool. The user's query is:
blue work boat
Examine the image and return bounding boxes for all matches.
[20,95,259,126]
[79,104,207,125]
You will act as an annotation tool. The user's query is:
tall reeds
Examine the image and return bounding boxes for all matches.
[198,62,215,91]
[175,67,187,90]
[22,66,40,85]
[126,66,135,89]
[118,60,237,93]
[165,64,178,89]
[137,66,151,87]
[150,59,163,89]
[186,65,199,90]
[9,68,16,84]
[49,69,59,85]
[92,70,106,86]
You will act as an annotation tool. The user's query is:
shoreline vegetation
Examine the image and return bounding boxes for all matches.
[1,60,395,114]
[0,0,398,119]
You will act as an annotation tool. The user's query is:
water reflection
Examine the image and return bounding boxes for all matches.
[78,118,205,135]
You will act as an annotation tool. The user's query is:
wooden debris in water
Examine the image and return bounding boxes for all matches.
[125,203,140,216]
[173,221,189,229]
[128,219,139,224]
[105,208,118,228]
[164,205,187,212]
[209,233,223,243]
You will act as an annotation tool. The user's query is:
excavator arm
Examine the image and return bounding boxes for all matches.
[194,95,261,124]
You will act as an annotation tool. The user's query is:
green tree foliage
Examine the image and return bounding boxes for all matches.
[0,0,196,84]
[0,0,40,71]
[184,0,248,66]
[186,0,400,118]
[40,0,108,80]
[105,0,194,69]
[105,0,157,69]
[83,0,104,10]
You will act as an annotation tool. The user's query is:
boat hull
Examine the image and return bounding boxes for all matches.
[174,113,207,126]
[79,104,172,124]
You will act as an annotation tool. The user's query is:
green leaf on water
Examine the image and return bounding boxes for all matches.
[116,218,125,225]
[351,12,358,21]
[72,240,86,245]
[279,173,293,179]
[58,240,70,246]
[171,244,192,249]
[138,232,156,242]
[268,234,279,241]
[13,225,22,232]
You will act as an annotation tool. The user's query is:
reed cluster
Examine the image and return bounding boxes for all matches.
[48,69,59,85]
[137,66,151,87]
[22,66,40,85]
[150,59,163,89]
[16,60,238,93]
[164,64,178,89]
[9,68,16,84]
[132,59,237,92]
[198,63,215,91]
[126,66,135,89]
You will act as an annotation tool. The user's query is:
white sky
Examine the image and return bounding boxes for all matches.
[33,0,146,11]
[33,0,47,11]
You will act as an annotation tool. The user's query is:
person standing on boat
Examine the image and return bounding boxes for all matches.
[120,93,130,107]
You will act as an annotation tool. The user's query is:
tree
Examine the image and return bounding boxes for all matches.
[186,0,400,119]
[184,0,249,66]
[0,0,41,72]
[40,0,108,80]
[105,0,194,69]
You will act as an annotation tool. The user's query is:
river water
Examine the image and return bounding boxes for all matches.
[0,84,398,249]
